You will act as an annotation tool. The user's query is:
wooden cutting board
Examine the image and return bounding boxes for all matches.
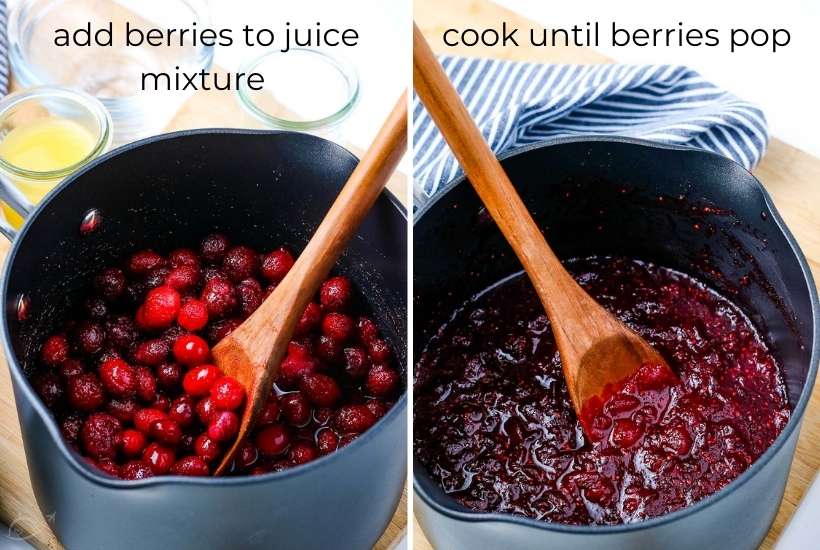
[0,73,408,550]
[413,1,820,549]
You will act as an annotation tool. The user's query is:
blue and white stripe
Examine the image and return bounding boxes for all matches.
[413,57,769,205]
[0,0,7,95]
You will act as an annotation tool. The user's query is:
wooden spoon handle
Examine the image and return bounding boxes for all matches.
[412,24,587,328]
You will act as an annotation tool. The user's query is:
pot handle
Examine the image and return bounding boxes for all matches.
[0,174,34,240]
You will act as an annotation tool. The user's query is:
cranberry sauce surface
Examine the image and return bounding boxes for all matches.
[31,234,401,479]
[414,257,789,525]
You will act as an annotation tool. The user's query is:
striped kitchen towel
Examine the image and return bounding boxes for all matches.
[413,58,768,206]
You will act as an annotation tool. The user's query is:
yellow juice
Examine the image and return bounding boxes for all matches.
[0,118,96,227]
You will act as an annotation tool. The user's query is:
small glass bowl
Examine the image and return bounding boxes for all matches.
[0,86,112,227]
[237,48,359,138]
[9,0,214,145]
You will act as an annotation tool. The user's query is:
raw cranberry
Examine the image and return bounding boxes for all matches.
[237,278,263,317]
[121,460,155,480]
[169,248,200,269]
[119,428,147,457]
[60,414,84,444]
[316,429,339,455]
[149,418,182,446]
[177,299,209,331]
[343,347,370,379]
[99,358,135,397]
[59,358,85,379]
[194,434,221,463]
[367,338,391,363]
[152,393,172,412]
[202,266,227,283]
[33,371,64,408]
[95,458,121,478]
[131,339,168,367]
[300,374,341,407]
[260,248,295,282]
[173,334,210,366]
[207,318,240,344]
[67,373,105,411]
[235,441,258,470]
[277,355,319,390]
[196,396,218,424]
[258,399,280,425]
[170,455,210,476]
[81,412,121,459]
[145,266,171,290]
[75,322,106,356]
[280,393,311,427]
[294,303,322,336]
[106,396,138,422]
[124,281,148,306]
[255,424,290,456]
[134,367,157,402]
[367,364,399,397]
[200,233,230,264]
[289,441,318,465]
[168,395,195,427]
[333,405,377,434]
[40,334,68,367]
[142,443,176,474]
[313,407,333,425]
[316,335,341,364]
[321,313,354,343]
[105,316,137,350]
[155,362,181,390]
[320,276,352,311]
[127,250,165,276]
[210,377,246,410]
[165,265,200,292]
[208,410,239,442]
[365,399,388,419]
[610,419,644,448]
[288,340,313,358]
[356,317,380,345]
[94,267,126,302]
[223,245,259,282]
[140,286,181,330]
[201,278,237,318]
[183,364,221,396]
[133,408,167,433]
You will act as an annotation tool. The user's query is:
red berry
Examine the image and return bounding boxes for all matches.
[258,399,280,425]
[67,373,105,411]
[81,412,121,459]
[357,317,380,344]
[121,460,155,480]
[316,429,339,455]
[177,299,209,331]
[278,355,319,390]
[367,338,391,363]
[280,392,311,427]
[321,313,354,343]
[235,441,258,470]
[200,233,230,264]
[320,276,352,311]
[208,410,239,442]
[107,397,139,422]
[75,321,106,356]
[316,335,342,364]
[194,434,221,463]
[169,248,200,269]
[333,405,377,434]
[206,318,241,344]
[133,339,170,366]
[294,303,322,336]
[223,245,259,282]
[165,265,200,292]
[287,340,313,359]
[128,250,165,276]
[367,364,399,397]
[300,373,341,407]
[61,414,84,444]
[156,362,182,391]
[149,418,182,446]
[119,428,147,457]
[201,278,237,318]
[99,358,135,397]
[610,419,644,448]
[41,335,69,367]
[365,399,388,419]
[134,366,157,402]
[237,278,263,317]
[170,455,210,476]
[173,334,210,366]
[141,286,181,330]
[105,315,137,350]
[168,395,196,427]
[94,267,126,302]
[142,442,176,474]
[260,248,295,282]
[145,266,171,290]
[343,347,370,379]
[183,364,221,396]
[152,393,172,412]
[196,396,218,424]
[95,458,120,477]
[33,371,64,408]
[84,296,108,319]
[255,424,290,456]
[134,408,167,433]
[289,441,318,465]
[59,358,85,379]
[210,376,246,410]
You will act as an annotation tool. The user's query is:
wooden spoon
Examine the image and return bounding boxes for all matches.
[412,24,677,434]
[212,93,408,474]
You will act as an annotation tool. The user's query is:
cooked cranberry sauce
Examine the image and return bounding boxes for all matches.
[32,234,400,478]
[414,256,789,525]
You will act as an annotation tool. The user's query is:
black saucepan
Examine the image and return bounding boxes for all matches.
[413,136,818,550]
[1,129,407,549]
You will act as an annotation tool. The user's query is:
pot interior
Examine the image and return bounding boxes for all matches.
[5,130,407,384]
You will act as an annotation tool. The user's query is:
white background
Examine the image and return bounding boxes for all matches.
[496,0,820,157]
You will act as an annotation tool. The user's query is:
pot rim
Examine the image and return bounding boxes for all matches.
[1,128,408,489]
[412,135,820,535]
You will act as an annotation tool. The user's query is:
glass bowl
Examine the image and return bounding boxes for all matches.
[9,0,214,145]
